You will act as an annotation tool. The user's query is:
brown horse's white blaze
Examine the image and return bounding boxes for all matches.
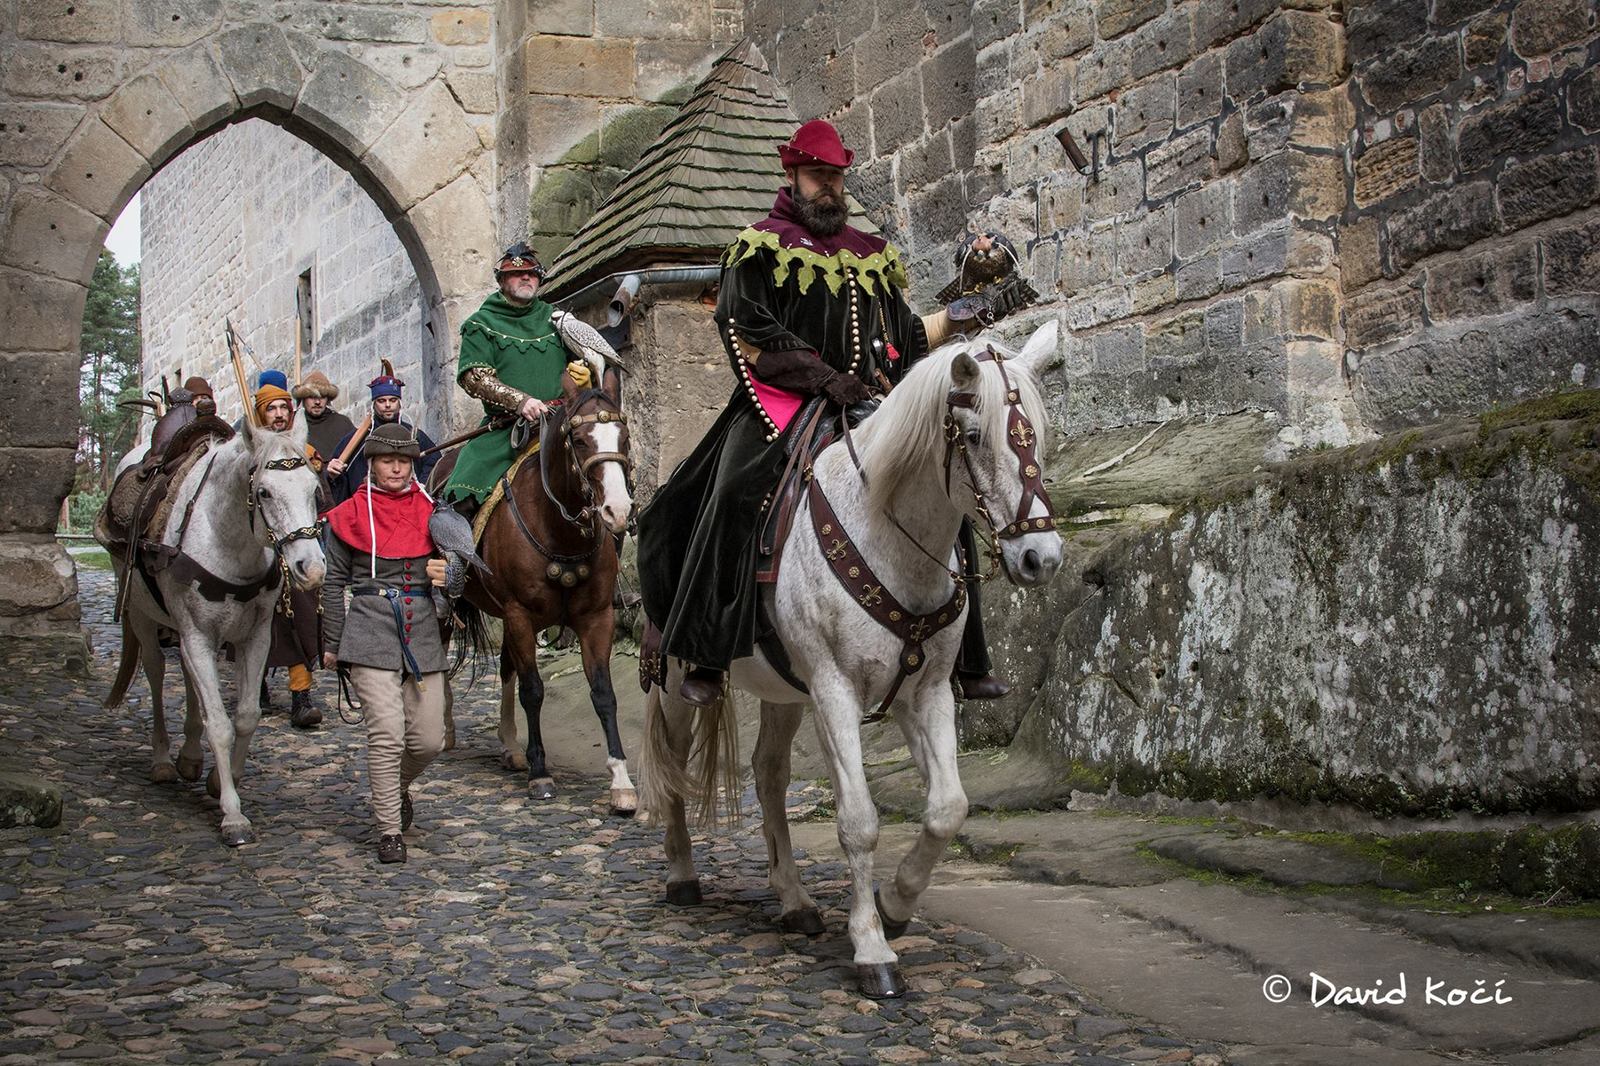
[589,419,632,535]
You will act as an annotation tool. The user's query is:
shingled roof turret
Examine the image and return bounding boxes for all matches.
[541,39,875,301]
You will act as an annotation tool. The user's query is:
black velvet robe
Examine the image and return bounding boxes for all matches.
[637,200,928,670]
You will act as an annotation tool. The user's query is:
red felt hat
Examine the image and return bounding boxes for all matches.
[778,120,854,170]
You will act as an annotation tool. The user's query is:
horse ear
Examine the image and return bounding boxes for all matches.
[288,409,309,450]
[239,412,260,451]
[603,365,623,405]
[952,349,981,390]
[1015,319,1060,376]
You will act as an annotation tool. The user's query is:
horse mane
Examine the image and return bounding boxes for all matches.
[854,337,1050,513]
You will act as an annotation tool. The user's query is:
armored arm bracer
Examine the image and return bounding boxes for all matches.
[460,365,529,415]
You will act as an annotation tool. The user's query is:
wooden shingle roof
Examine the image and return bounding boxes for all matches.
[542,40,874,302]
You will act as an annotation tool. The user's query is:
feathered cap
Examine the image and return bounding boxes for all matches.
[778,120,854,170]
[495,241,546,279]
[292,370,339,401]
[369,358,404,400]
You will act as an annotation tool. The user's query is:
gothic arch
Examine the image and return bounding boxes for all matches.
[0,18,495,640]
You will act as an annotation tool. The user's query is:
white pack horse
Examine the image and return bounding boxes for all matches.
[641,320,1064,998]
[103,415,326,846]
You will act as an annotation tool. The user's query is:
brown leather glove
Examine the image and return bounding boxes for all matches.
[752,348,870,405]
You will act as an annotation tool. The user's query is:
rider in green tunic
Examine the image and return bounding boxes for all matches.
[440,243,600,511]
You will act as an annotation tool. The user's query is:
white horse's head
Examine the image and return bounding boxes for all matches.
[240,413,327,590]
[942,320,1063,586]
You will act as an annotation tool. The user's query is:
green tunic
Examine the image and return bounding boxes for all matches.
[442,292,569,505]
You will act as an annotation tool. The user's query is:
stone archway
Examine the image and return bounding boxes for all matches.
[0,13,497,643]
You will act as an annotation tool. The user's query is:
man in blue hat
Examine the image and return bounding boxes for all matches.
[326,363,439,506]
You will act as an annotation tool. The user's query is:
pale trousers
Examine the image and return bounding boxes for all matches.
[349,666,447,835]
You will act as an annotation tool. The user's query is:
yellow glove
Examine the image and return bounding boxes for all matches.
[565,361,593,389]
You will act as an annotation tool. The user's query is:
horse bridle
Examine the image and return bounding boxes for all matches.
[247,455,327,548]
[540,390,632,535]
[943,345,1057,548]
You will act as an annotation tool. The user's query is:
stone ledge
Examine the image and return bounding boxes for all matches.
[0,770,63,829]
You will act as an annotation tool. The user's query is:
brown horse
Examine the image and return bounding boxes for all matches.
[443,366,637,813]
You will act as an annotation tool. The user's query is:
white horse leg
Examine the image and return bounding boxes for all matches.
[809,673,904,999]
[228,631,269,787]
[878,682,967,936]
[755,701,823,935]
[179,633,253,847]
[176,666,205,781]
[648,675,702,904]
[497,678,528,770]
[133,615,177,783]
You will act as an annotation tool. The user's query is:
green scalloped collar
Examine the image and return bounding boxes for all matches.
[723,227,910,297]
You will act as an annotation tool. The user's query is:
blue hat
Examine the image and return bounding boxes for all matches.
[257,369,289,391]
[369,372,404,400]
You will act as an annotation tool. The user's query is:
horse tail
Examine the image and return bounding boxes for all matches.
[451,598,498,662]
[104,617,140,709]
[642,680,743,829]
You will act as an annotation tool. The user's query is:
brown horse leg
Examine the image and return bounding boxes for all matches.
[574,613,636,817]
[502,611,555,801]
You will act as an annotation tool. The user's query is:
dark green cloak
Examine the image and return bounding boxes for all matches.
[442,292,569,505]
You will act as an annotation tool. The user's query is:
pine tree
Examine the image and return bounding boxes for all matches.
[78,250,142,491]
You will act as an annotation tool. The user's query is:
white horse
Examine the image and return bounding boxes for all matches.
[102,414,326,846]
[641,320,1064,998]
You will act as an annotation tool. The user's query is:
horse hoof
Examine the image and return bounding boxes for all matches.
[206,767,221,800]
[665,879,703,906]
[221,824,256,847]
[501,750,528,772]
[528,777,557,801]
[875,888,910,939]
[609,788,638,818]
[778,907,826,936]
[857,963,908,1000]
[176,756,203,782]
[150,763,179,784]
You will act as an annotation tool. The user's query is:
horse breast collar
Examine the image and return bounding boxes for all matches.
[807,480,966,720]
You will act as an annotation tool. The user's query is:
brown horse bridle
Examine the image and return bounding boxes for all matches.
[538,387,632,535]
[943,345,1057,547]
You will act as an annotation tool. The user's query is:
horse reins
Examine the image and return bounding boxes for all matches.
[812,344,1057,721]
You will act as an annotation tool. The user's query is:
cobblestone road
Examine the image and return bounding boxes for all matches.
[0,572,1226,1064]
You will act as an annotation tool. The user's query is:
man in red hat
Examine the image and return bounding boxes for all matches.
[638,119,1015,706]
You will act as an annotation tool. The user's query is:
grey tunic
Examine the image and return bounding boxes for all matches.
[322,536,448,674]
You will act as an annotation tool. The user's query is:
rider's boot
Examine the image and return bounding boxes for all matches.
[953,521,1009,702]
[290,685,323,729]
[679,665,725,707]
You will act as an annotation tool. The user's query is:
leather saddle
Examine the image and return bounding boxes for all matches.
[755,396,878,585]
[99,414,235,553]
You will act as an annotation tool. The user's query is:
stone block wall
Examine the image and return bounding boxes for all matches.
[1340,0,1600,432]
[495,0,743,259]
[141,120,430,434]
[738,0,1600,447]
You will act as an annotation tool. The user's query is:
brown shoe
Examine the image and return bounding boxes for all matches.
[958,673,1010,701]
[290,689,322,729]
[377,833,406,864]
[679,668,724,706]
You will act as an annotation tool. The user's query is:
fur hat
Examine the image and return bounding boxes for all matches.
[362,421,421,458]
[292,370,339,401]
[778,120,854,170]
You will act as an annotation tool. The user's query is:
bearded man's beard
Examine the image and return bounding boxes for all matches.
[794,186,848,237]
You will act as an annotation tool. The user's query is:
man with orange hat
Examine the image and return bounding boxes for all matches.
[638,119,1022,706]
[254,378,327,728]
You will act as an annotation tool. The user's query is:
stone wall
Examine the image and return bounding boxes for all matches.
[1340,0,1600,431]
[141,120,430,434]
[741,0,1600,450]
[495,0,743,258]
[1000,394,1600,816]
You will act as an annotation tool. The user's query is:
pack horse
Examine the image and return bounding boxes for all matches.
[641,321,1064,998]
[98,410,326,846]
